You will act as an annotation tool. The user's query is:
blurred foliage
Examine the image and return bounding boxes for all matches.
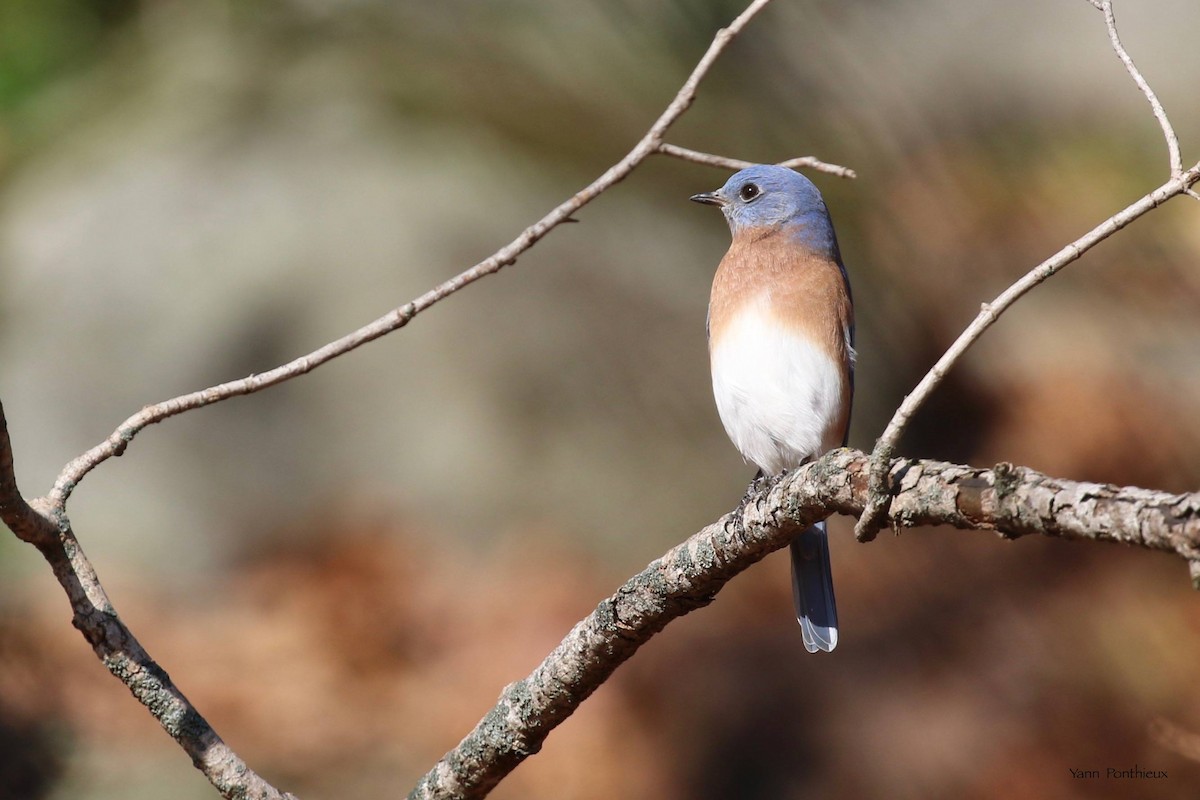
[0,0,136,112]
[1,0,1200,798]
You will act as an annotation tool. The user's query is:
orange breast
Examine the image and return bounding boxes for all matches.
[708,228,855,442]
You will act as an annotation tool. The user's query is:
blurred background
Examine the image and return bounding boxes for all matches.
[2,0,1200,798]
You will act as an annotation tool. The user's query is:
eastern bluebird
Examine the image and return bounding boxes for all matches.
[691,165,854,653]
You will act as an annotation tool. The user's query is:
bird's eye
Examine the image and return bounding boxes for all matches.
[739,183,761,201]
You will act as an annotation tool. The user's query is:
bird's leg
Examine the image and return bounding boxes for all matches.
[742,468,773,503]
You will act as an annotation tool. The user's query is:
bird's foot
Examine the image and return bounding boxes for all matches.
[741,470,773,503]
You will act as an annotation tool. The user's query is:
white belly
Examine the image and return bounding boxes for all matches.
[710,304,845,475]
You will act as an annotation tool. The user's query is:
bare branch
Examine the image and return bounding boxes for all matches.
[1095,0,1184,176]
[48,0,791,510]
[656,142,858,179]
[40,524,298,799]
[855,161,1200,541]
[0,400,54,548]
[10,3,1192,798]
[854,2,1197,542]
[0,409,296,800]
[412,448,1200,798]
[5,2,795,797]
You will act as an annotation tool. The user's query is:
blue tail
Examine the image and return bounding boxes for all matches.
[790,520,838,653]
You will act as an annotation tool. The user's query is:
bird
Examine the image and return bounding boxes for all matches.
[691,164,854,653]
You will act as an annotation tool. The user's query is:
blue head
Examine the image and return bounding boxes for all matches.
[690,165,840,257]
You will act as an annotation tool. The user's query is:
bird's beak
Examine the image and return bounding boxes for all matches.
[689,191,726,207]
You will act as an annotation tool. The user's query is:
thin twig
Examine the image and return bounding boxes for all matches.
[656,142,858,179]
[854,162,1200,541]
[1096,0,1184,176]
[412,448,1200,798]
[854,3,1199,541]
[0,403,295,799]
[46,0,825,511]
[7,1,793,797]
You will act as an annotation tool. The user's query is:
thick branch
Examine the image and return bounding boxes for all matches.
[856,161,1200,541]
[412,449,1200,798]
